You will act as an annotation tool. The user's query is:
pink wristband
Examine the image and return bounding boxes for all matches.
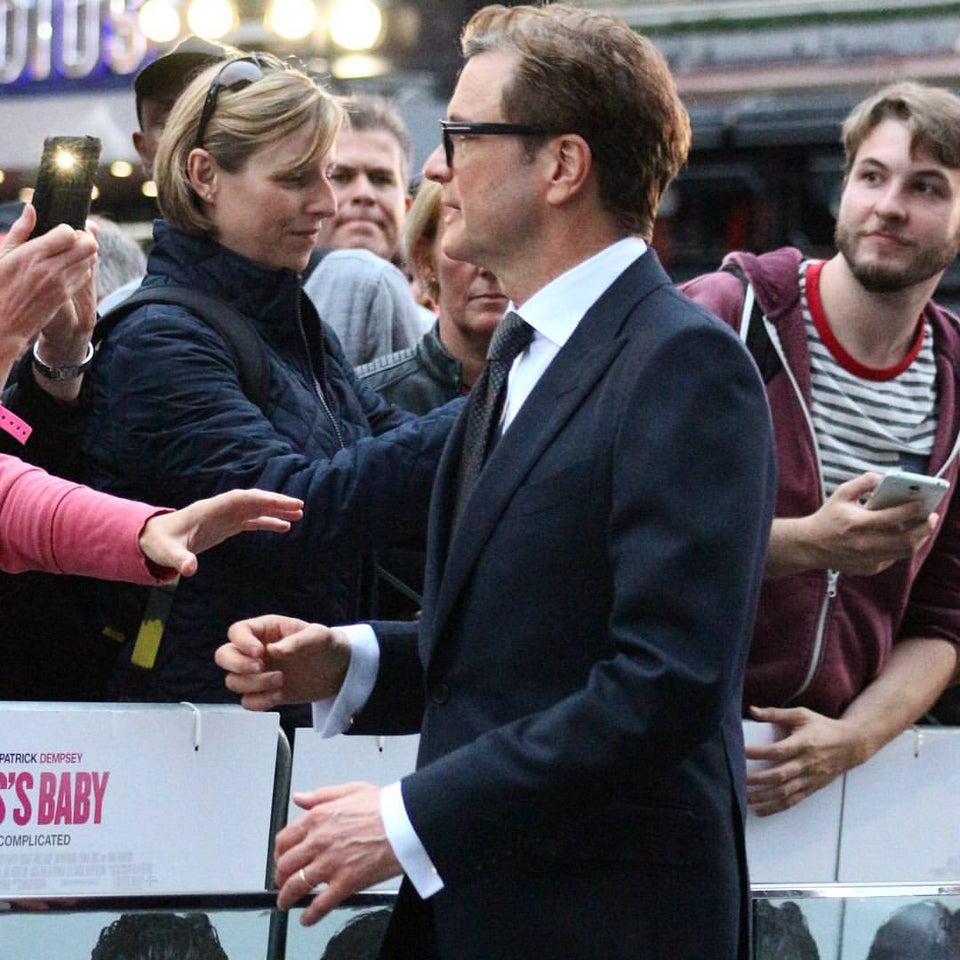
[0,405,32,445]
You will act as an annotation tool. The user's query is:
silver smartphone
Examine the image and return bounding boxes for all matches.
[866,470,950,514]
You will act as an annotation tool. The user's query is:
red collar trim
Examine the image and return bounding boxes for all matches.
[804,260,925,382]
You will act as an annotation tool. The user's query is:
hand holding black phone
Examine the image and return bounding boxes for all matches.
[29,135,101,238]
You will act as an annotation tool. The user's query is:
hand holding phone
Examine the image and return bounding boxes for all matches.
[29,136,101,238]
[865,470,950,515]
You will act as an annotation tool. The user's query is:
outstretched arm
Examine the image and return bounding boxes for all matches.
[746,636,957,815]
[138,489,304,577]
[0,455,302,582]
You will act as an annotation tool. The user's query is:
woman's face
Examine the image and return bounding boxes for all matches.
[206,124,336,272]
[433,214,508,337]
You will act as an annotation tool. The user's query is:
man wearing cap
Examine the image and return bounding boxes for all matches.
[132,35,233,177]
[97,37,233,316]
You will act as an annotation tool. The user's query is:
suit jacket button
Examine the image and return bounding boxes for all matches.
[430,682,450,705]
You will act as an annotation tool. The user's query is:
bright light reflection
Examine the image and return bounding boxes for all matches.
[187,0,237,39]
[110,161,134,178]
[139,0,181,43]
[332,53,387,78]
[54,149,77,172]
[329,0,382,51]
[266,0,317,41]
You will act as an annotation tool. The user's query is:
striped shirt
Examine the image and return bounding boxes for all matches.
[800,259,939,496]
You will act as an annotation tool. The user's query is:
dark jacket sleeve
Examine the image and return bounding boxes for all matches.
[83,307,461,577]
[1,357,88,479]
[900,460,960,663]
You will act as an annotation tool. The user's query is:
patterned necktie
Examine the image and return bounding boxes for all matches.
[455,311,534,521]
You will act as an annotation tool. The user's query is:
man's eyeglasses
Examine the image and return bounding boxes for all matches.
[439,120,559,168]
[194,53,274,149]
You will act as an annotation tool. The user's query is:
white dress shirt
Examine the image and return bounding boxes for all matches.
[313,236,648,897]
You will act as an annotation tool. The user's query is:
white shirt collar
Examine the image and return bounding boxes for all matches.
[511,236,648,348]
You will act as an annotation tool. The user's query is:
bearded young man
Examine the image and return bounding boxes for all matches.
[682,80,960,817]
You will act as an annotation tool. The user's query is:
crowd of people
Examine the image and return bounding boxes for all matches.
[2,2,960,958]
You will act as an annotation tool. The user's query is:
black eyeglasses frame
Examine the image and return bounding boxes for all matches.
[194,54,271,149]
[439,120,561,168]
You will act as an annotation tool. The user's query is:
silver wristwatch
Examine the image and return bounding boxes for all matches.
[31,341,95,381]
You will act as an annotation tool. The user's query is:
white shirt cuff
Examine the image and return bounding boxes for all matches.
[380,780,443,898]
[311,623,380,736]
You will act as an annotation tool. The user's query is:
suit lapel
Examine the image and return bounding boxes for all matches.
[426,251,673,645]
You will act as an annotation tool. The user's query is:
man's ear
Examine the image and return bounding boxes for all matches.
[187,149,219,204]
[544,134,592,207]
[132,131,151,178]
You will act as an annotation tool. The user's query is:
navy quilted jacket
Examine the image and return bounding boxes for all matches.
[82,222,459,701]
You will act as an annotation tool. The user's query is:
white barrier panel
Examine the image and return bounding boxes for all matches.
[840,727,960,882]
[743,720,843,883]
[289,730,420,893]
[289,731,420,805]
[745,722,960,885]
[0,702,279,898]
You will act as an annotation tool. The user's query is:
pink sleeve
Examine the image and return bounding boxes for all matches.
[0,454,175,583]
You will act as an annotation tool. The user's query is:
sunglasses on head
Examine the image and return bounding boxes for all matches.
[439,119,560,168]
[194,53,277,149]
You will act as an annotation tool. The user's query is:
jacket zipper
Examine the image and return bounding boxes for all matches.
[295,304,345,452]
[295,302,369,614]
[762,313,837,703]
[316,384,345,451]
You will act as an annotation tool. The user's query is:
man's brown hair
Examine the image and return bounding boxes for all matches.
[461,3,690,240]
[842,81,960,176]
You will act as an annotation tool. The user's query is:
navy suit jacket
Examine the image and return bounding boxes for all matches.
[357,250,776,960]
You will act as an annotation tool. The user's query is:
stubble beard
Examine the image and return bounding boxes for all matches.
[835,220,957,293]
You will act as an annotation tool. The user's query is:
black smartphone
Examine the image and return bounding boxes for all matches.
[29,135,101,238]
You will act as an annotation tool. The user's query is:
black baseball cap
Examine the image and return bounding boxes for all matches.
[134,36,230,125]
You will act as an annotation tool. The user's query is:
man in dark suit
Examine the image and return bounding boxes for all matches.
[215,5,776,958]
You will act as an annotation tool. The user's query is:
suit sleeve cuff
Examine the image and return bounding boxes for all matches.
[311,623,379,736]
[380,780,443,898]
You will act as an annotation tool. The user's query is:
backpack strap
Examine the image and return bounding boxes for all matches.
[94,286,272,683]
[720,263,783,384]
[96,286,271,411]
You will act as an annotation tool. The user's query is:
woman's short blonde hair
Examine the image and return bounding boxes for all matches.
[155,55,344,235]
[402,180,443,303]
